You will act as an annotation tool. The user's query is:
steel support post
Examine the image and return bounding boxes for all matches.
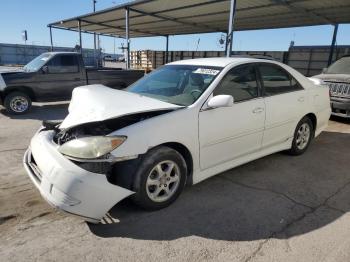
[165,35,169,63]
[328,24,339,66]
[226,0,236,57]
[125,7,130,69]
[78,19,82,53]
[49,26,53,51]
[93,0,97,67]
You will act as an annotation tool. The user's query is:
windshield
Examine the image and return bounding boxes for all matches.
[23,53,52,72]
[126,65,222,106]
[326,57,350,74]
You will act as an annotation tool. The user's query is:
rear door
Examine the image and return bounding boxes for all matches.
[257,63,306,148]
[36,54,85,100]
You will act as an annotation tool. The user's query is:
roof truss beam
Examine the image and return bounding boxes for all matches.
[272,0,334,24]
[129,7,224,33]
[80,18,161,37]
[87,0,227,26]
[50,25,123,38]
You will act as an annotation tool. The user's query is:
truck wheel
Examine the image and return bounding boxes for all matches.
[131,146,187,210]
[4,92,32,114]
[287,116,314,155]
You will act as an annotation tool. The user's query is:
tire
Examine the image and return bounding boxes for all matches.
[131,146,187,210]
[4,92,32,114]
[287,116,314,155]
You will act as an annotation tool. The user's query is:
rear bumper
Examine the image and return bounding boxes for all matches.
[23,130,134,223]
[330,97,350,118]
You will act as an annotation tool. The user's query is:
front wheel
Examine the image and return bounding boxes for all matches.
[131,146,187,210]
[287,117,314,155]
[4,92,32,114]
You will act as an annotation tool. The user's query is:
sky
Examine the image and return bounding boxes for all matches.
[0,0,349,54]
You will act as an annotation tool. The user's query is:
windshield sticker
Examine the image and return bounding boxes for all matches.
[193,68,220,76]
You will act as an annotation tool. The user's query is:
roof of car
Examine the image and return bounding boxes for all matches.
[168,57,275,67]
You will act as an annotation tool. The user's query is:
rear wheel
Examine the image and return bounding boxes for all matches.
[287,117,314,155]
[4,92,32,114]
[131,146,187,210]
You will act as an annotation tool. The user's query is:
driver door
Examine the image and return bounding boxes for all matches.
[198,64,265,170]
[35,54,85,100]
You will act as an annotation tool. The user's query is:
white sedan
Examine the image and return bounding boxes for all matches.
[24,57,331,223]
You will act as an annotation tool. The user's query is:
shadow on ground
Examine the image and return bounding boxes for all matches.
[89,131,350,241]
[330,115,350,124]
[0,102,68,120]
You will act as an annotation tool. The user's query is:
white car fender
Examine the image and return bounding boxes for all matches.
[109,107,200,171]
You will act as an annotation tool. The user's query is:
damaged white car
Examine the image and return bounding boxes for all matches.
[24,57,331,223]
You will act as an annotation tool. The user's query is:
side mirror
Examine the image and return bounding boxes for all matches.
[322,68,327,74]
[41,65,49,74]
[207,95,234,108]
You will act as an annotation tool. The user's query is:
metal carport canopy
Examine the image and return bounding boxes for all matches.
[48,0,350,38]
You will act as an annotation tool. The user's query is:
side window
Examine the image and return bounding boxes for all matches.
[47,55,79,73]
[213,65,259,102]
[259,64,303,96]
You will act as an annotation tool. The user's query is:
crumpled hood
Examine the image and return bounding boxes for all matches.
[313,74,350,83]
[60,84,181,129]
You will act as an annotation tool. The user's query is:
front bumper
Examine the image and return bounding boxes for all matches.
[23,130,134,223]
[330,97,350,118]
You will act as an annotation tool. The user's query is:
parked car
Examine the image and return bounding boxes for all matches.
[118,56,125,62]
[103,55,116,62]
[24,57,331,223]
[0,52,144,114]
[312,55,350,118]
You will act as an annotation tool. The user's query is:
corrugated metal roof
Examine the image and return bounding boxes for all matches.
[49,0,350,38]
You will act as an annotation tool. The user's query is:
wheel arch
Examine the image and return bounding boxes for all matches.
[304,112,317,136]
[3,86,36,101]
[110,141,194,191]
[159,142,194,186]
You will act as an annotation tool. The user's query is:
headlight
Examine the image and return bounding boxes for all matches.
[308,77,326,86]
[58,136,126,159]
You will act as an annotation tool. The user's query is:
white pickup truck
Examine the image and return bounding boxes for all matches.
[312,55,350,118]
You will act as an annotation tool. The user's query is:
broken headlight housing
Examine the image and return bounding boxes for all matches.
[58,136,126,159]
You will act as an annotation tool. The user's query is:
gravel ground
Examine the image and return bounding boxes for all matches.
[0,103,349,262]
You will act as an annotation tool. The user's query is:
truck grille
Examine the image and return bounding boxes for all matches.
[325,82,350,97]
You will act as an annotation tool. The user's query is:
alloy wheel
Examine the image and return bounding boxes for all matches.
[146,160,181,203]
[296,123,311,150]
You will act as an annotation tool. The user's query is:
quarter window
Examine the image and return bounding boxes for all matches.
[213,65,259,102]
[258,64,303,96]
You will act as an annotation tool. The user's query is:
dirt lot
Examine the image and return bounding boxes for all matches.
[0,103,350,262]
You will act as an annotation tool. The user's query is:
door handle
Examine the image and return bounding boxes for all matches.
[74,78,81,81]
[252,107,264,114]
[298,97,305,102]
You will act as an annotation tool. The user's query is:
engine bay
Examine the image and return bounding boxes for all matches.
[51,110,173,145]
